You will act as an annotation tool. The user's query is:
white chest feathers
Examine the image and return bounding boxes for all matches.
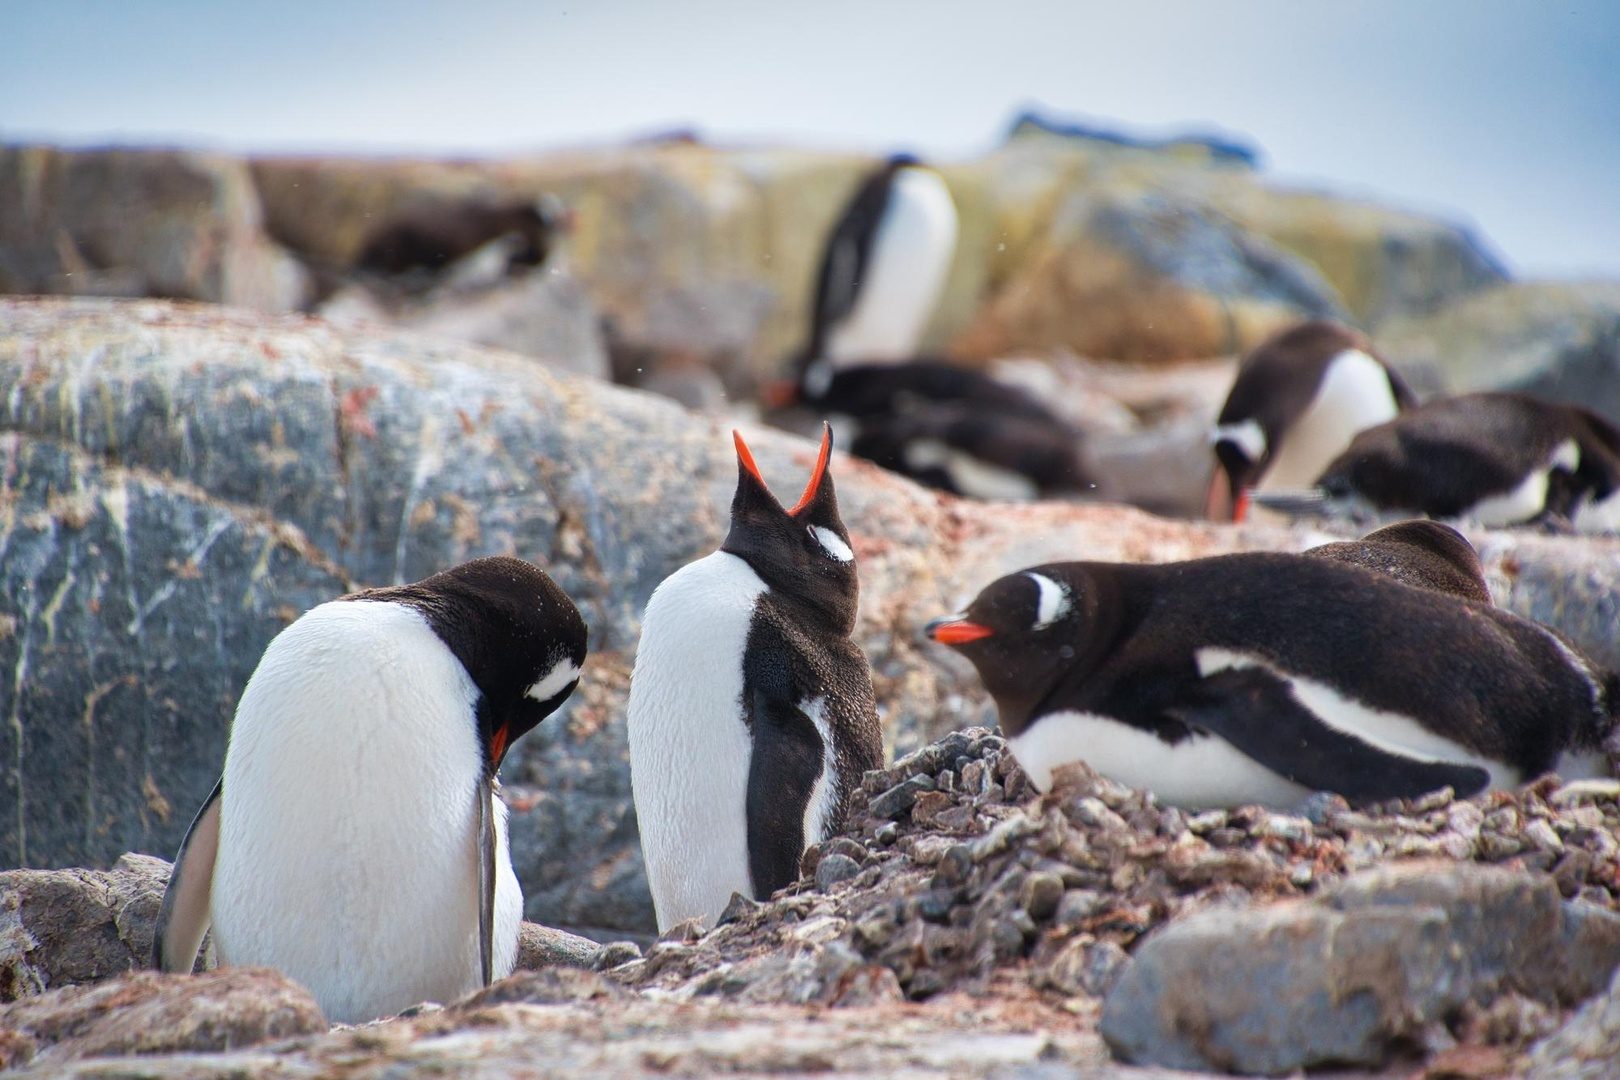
[209,600,520,1024]
[1259,349,1400,492]
[628,551,766,931]
[825,167,959,364]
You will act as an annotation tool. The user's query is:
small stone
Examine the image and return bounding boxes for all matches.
[1296,791,1350,827]
[915,889,957,923]
[1289,864,1314,888]
[910,790,955,827]
[659,917,704,944]
[936,844,974,885]
[1550,778,1620,806]
[590,941,643,971]
[961,760,990,795]
[1206,827,1247,848]
[870,775,937,820]
[825,837,870,864]
[1525,818,1566,855]
[906,968,947,999]
[815,854,862,891]
[874,822,899,845]
[1054,889,1105,929]
[1021,871,1065,921]
[1186,809,1227,835]
[1257,814,1311,843]
[716,891,761,926]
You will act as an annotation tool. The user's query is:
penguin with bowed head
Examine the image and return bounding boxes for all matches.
[1209,319,1415,522]
[153,556,586,1024]
[628,425,883,932]
[926,552,1614,810]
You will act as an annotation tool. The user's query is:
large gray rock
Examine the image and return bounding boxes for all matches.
[1380,281,1620,426]
[1528,965,1620,1080]
[1100,862,1620,1074]
[0,967,324,1069]
[1,298,1616,937]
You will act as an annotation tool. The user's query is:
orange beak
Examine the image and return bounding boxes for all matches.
[733,429,766,486]
[926,617,995,645]
[1204,466,1251,524]
[788,424,833,515]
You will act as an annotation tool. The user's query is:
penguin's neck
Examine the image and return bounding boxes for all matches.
[1259,349,1400,492]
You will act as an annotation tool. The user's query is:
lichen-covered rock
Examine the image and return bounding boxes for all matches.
[1380,280,1620,426]
[0,145,309,311]
[2,298,1616,938]
[0,854,170,1001]
[0,967,325,1068]
[1099,863,1620,1074]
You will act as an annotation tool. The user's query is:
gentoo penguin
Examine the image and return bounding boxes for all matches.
[798,153,959,387]
[357,193,574,279]
[628,426,883,931]
[152,556,586,1024]
[1306,520,1493,604]
[1252,392,1620,533]
[926,553,1614,809]
[1209,319,1415,522]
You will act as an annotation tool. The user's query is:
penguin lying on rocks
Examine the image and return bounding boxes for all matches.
[628,426,883,931]
[1209,320,1415,522]
[1252,392,1620,533]
[927,552,1614,809]
[154,557,586,1024]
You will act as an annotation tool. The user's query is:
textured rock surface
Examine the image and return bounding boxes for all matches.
[1381,281,1620,425]
[1101,863,1620,1074]
[2,299,1617,939]
[1529,966,1620,1080]
[1,853,170,1001]
[0,967,324,1069]
[0,145,309,311]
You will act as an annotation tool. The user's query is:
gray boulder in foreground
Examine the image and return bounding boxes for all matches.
[1,297,1617,938]
[1101,862,1620,1075]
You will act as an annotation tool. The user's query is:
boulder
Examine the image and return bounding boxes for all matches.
[0,145,309,312]
[1,298,1616,937]
[0,967,324,1068]
[1528,966,1620,1080]
[1379,281,1620,426]
[1101,862,1620,1074]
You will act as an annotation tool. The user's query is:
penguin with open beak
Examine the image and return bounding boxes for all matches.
[628,425,883,931]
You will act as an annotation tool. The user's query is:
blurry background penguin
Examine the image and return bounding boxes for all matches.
[1250,391,1620,534]
[1206,319,1415,524]
[152,557,587,1025]
[769,153,1094,501]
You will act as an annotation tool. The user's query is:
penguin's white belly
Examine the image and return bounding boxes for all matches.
[628,551,765,931]
[210,601,518,1025]
[826,169,958,364]
[1009,711,1312,810]
[1463,439,1578,527]
[1575,488,1620,534]
[1259,349,1399,493]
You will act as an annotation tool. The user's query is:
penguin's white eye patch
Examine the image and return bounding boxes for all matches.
[1025,572,1070,630]
[809,525,854,562]
[527,657,581,703]
[1211,419,1266,463]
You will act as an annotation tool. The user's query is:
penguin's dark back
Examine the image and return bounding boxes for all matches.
[1056,554,1608,773]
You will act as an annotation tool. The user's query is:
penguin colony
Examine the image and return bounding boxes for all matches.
[147,154,1620,1023]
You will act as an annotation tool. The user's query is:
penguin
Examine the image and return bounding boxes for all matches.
[1209,319,1416,522]
[926,552,1614,809]
[152,556,586,1024]
[797,153,959,387]
[1305,520,1493,604]
[627,425,883,932]
[357,193,574,280]
[1251,392,1620,533]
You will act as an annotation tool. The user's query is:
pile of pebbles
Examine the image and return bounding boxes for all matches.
[617,728,1620,1008]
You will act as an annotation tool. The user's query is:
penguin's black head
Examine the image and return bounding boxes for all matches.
[346,555,588,775]
[722,424,859,635]
[925,564,1101,735]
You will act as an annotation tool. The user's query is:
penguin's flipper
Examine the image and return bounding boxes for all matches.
[745,687,827,901]
[152,777,223,972]
[1166,666,1492,806]
[477,777,497,987]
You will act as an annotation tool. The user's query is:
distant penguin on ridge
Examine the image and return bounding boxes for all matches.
[927,552,1614,809]
[628,426,883,931]
[1209,319,1415,522]
[153,556,586,1024]
[1252,392,1620,533]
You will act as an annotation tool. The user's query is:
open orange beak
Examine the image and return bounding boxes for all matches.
[925,616,995,645]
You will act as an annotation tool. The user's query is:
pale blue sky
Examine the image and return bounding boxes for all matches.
[4,1,1618,278]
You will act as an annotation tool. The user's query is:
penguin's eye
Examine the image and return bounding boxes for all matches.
[808,525,853,562]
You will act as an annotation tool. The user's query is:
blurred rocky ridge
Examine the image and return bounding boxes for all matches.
[2,299,1618,947]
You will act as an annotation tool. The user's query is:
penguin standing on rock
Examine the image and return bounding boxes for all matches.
[927,553,1614,809]
[628,426,883,931]
[153,557,586,1024]
[1252,392,1620,533]
[1209,320,1415,522]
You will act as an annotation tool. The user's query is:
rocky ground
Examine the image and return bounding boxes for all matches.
[7,729,1620,1076]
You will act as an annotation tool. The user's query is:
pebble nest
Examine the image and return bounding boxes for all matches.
[615,728,1620,1020]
